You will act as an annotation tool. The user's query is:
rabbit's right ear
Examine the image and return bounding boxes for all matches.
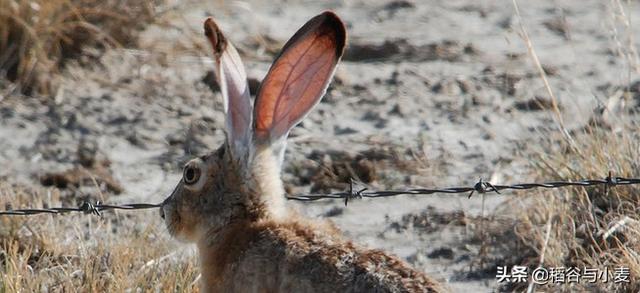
[204,18,252,159]
[253,12,346,149]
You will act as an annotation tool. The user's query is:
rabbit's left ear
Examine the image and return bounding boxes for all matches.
[253,12,346,150]
[204,18,252,159]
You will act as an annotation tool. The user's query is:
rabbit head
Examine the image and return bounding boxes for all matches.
[160,12,346,244]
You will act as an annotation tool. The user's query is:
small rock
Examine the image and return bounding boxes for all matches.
[514,96,559,111]
[542,64,559,76]
[353,84,367,91]
[498,73,521,96]
[166,133,184,146]
[323,207,344,217]
[344,40,403,61]
[387,71,401,86]
[384,0,415,11]
[334,126,358,135]
[427,247,455,259]
[362,110,383,121]
[431,80,462,96]
[77,138,98,167]
[389,102,408,117]
[202,70,220,93]
[544,16,570,40]
[456,79,474,94]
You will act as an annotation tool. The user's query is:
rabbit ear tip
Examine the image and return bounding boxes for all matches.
[203,18,216,36]
[318,11,347,56]
[319,10,342,21]
[204,18,227,56]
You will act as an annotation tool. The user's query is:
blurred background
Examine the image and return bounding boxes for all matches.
[1,0,640,291]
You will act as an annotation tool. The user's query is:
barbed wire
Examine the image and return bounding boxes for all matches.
[0,202,160,216]
[1,173,638,216]
[286,173,640,205]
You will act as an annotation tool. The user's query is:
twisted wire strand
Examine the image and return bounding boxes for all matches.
[1,175,637,216]
[0,202,161,216]
[284,176,639,203]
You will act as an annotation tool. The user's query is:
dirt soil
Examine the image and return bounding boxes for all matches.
[2,0,639,291]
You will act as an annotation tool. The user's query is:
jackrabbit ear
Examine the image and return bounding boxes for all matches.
[204,18,252,158]
[253,11,346,148]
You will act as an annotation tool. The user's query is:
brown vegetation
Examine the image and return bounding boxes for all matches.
[0,182,199,291]
[477,125,640,292]
[0,0,158,94]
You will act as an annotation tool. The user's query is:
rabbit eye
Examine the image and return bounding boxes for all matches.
[183,165,201,185]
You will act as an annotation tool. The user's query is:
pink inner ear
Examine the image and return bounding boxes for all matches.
[254,12,346,143]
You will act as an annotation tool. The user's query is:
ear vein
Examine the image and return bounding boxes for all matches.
[270,33,322,120]
[275,58,332,129]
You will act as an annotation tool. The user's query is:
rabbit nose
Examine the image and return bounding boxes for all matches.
[160,184,180,220]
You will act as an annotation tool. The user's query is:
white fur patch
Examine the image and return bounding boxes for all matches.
[252,146,287,220]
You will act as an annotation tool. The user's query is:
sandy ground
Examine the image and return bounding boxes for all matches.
[2,0,640,291]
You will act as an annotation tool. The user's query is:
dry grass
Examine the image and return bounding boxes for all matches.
[475,2,640,291]
[478,124,640,292]
[0,0,158,95]
[0,182,199,292]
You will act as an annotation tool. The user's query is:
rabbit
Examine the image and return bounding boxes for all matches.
[159,11,446,293]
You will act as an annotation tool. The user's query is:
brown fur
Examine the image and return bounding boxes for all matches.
[197,217,444,293]
[159,11,446,293]
[161,145,446,292]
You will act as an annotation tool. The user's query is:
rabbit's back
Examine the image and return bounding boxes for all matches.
[199,219,444,293]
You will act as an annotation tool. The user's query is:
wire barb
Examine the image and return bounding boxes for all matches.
[344,178,367,206]
[79,201,101,216]
[604,171,617,195]
[468,178,501,199]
